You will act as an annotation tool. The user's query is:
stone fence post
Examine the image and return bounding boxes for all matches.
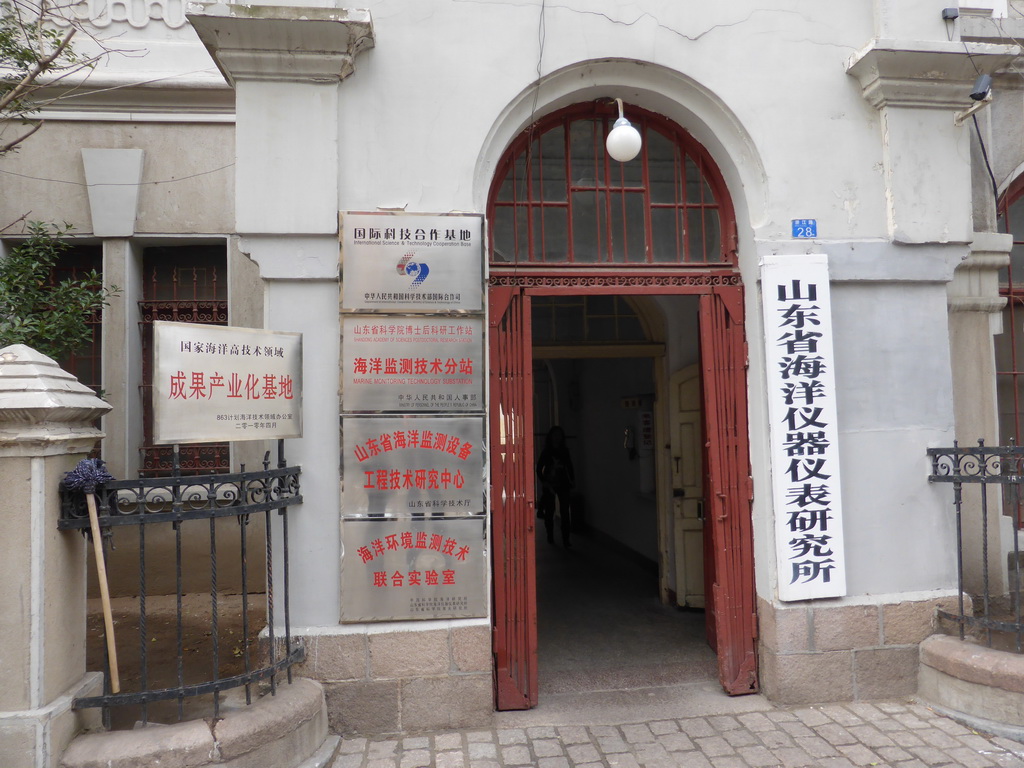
[0,345,112,768]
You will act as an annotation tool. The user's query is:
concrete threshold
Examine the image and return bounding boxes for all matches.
[494,680,774,728]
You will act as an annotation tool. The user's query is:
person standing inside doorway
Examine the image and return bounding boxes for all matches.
[537,425,575,548]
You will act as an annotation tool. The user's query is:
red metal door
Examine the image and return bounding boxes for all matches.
[699,286,758,695]
[489,286,538,710]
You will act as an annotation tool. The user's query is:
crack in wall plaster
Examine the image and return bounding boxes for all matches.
[452,0,820,45]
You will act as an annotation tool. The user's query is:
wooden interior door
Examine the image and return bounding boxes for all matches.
[489,286,537,710]
[699,286,758,695]
[670,364,705,609]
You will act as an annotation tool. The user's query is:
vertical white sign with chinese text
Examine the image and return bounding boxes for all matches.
[154,322,302,444]
[761,254,846,601]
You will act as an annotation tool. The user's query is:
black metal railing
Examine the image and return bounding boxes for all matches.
[928,440,1024,651]
[58,443,302,727]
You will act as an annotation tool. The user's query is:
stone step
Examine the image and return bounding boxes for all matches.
[60,677,336,768]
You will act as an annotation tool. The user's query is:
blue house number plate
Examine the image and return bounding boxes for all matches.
[792,219,817,238]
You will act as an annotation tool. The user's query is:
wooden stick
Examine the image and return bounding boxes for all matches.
[85,491,120,694]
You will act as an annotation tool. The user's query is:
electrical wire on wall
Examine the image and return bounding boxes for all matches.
[945,9,1003,217]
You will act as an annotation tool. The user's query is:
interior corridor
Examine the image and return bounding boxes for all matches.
[535,527,718,698]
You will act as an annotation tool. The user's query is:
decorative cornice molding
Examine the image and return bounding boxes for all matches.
[488,272,741,289]
[846,39,1019,109]
[186,4,375,85]
[57,0,190,29]
[948,231,1012,313]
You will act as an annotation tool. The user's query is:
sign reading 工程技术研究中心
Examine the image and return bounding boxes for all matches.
[341,212,483,312]
[153,322,302,444]
[343,416,484,517]
[340,517,487,622]
[761,254,846,602]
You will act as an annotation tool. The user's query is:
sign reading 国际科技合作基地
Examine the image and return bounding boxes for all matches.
[153,322,302,444]
[341,212,483,312]
[760,254,846,601]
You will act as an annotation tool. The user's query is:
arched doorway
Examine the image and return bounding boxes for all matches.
[488,102,756,709]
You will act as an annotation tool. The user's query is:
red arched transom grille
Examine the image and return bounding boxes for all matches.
[488,102,737,267]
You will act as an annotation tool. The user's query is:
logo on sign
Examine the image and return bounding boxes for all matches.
[396,253,430,288]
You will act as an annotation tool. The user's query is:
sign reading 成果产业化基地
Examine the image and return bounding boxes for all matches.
[153,322,302,444]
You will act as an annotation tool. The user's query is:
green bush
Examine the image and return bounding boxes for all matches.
[0,222,117,360]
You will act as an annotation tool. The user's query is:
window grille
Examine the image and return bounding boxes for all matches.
[996,183,1024,443]
[488,103,736,267]
[52,245,104,392]
[139,245,228,476]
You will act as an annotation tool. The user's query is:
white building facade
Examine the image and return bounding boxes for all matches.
[3,0,1022,734]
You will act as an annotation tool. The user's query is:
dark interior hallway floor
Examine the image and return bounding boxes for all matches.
[535,527,719,697]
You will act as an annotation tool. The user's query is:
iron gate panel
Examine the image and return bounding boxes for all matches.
[700,287,758,695]
[489,286,538,710]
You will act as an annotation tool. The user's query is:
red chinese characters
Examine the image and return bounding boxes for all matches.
[351,357,473,376]
[352,430,474,462]
[169,371,294,401]
[362,468,465,491]
[372,569,457,588]
[355,534,470,564]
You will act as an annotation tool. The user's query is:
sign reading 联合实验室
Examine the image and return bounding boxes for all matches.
[340,516,487,621]
[760,254,846,601]
[341,212,483,312]
[153,322,302,444]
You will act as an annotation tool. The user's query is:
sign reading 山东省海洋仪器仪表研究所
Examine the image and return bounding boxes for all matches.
[153,322,302,444]
[761,254,846,601]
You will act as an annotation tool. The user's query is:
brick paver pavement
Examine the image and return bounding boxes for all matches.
[330,700,1024,768]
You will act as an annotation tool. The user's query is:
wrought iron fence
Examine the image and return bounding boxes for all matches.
[928,440,1024,651]
[58,444,302,727]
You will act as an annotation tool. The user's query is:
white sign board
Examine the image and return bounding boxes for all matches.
[341,212,484,312]
[341,316,484,413]
[343,416,485,516]
[341,517,487,622]
[761,254,846,601]
[153,322,302,444]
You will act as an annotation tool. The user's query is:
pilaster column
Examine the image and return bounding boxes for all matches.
[948,232,1013,595]
[847,40,1018,244]
[188,6,374,626]
[0,345,111,768]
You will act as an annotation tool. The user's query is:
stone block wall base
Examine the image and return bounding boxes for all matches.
[758,593,959,705]
[60,677,331,768]
[323,674,493,736]
[0,672,101,768]
[294,623,494,736]
[918,634,1024,737]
